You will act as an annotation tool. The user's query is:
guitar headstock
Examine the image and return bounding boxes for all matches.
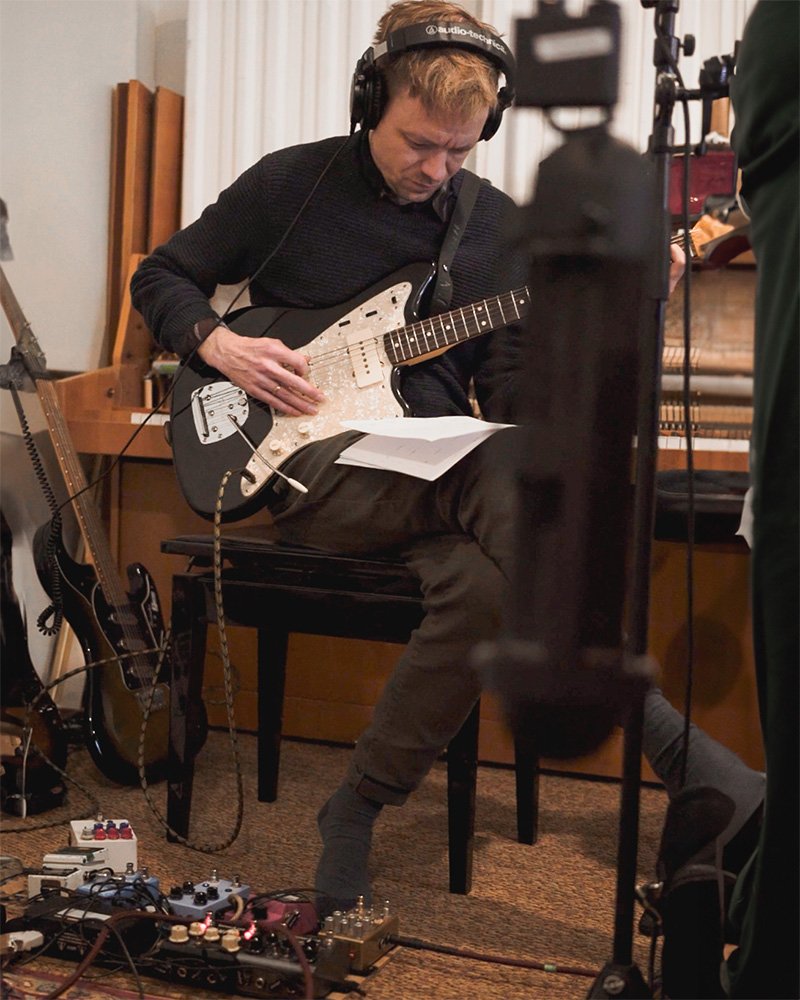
[0,264,48,377]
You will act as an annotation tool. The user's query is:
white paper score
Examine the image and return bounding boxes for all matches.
[335,416,514,481]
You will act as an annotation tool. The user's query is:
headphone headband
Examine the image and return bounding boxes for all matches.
[350,21,516,141]
[375,22,515,71]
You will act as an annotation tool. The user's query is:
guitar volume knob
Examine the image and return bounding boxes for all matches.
[268,441,283,454]
[297,422,312,436]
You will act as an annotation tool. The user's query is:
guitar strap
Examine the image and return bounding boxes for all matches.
[429,170,483,314]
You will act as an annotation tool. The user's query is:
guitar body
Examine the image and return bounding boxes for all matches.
[33,522,172,786]
[170,262,436,521]
[1,511,67,815]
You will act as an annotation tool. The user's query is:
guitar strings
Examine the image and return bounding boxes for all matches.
[198,286,532,419]
[7,377,163,724]
[257,285,532,387]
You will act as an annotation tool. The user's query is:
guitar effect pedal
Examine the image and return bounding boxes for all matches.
[76,868,160,906]
[28,846,110,898]
[166,872,250,918]
[69,818,137,872]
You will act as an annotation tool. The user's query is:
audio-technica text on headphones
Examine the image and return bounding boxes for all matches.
[350,22,517,141]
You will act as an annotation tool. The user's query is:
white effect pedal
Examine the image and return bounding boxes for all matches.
[69,818,138,873]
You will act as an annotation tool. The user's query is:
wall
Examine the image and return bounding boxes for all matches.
[0,0,187,374]
[0,0,186,700]
[182,0,755,223]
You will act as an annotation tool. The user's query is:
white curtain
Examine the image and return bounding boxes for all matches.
[182,0,756,225]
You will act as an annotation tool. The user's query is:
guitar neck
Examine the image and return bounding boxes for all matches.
[384,286,531,365]
[36,382,128,606]
[0,266,127,610]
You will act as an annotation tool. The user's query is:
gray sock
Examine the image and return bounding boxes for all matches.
[315,783,383,909]
[644,687,765,849]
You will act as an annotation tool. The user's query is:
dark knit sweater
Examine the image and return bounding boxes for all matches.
[130,131,529,423]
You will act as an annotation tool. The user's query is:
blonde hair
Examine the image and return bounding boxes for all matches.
[374,1,503,122]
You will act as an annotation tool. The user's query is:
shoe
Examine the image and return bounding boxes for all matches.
[654,786,737,999]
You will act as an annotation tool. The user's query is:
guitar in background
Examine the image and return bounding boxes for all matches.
[0,510,67,815]
[0,266,171,786]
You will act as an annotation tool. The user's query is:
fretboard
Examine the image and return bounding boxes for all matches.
[383,286,531,365]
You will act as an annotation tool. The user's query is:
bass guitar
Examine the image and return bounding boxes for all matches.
[0,266,171,786]
[170,262,532,521]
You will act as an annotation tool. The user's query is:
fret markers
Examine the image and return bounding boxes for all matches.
[385,287,531,365]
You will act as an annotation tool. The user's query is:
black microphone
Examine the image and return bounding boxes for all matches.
[474,127,659,760]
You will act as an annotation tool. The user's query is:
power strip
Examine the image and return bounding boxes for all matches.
[0,929,45,956]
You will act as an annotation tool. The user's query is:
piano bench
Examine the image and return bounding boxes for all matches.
[655,469,750,544]
[161,528,540,896]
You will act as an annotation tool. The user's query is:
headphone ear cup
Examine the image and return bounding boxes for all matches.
[350,50,373,132]
[480,105,502,142]
[350,54,386,132]
[481,84,513,141]
[361,70,385,131]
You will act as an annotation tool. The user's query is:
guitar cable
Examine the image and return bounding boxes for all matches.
[132,470,247,855]
[6,378,64,637]
[655,21,700,792]
[117,143,358,851]
[676,87,697,791]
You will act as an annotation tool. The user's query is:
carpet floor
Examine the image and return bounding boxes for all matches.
[0,731,669,999]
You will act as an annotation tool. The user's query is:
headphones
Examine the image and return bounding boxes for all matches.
[350,22,516,142]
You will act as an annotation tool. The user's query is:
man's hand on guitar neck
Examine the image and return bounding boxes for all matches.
[198,325,325,416]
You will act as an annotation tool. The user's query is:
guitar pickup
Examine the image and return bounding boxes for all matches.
[338,280,411,389]
[346,334,384,388]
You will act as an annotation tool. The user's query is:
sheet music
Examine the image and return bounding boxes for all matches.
[336,416,514,481]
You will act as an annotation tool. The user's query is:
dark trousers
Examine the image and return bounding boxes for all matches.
[268,427,764,827]
[270,428,518,803]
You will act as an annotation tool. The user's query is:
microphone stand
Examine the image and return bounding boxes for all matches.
[477,2,694,996]
[588,3,694,993]
[591,3,685,995]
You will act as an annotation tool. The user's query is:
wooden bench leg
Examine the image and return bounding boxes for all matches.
[514,740,540,845]
[257,625,289,803]
[167,574,208,842]
[447,701,481,895]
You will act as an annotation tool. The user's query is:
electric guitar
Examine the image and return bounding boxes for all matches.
[1,510,68,815]
[169,262,532,521]
[0,266,171,786]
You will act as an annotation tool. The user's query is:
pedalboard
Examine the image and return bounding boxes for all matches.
[13,892,399,999]
[16,821,399,1000]
[22,894,161,962]
[133,897,398,998]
